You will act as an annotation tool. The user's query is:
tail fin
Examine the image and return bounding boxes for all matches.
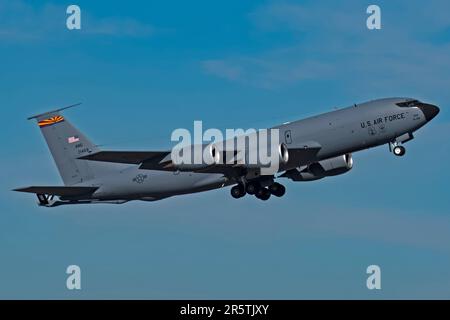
[29,104,100,186]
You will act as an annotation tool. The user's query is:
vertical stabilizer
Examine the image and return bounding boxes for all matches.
[29,105,99,185]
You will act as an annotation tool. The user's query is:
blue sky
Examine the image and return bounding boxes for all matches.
[0,0,449,299]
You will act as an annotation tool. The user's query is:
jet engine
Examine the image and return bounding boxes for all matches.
[170,144,219,170]
[206,142,289,167]
[171,141,290,172]
[283,154,353,181]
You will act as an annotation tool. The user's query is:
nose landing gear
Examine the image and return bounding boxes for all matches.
[393,145,406,156]
[390,141,406,157]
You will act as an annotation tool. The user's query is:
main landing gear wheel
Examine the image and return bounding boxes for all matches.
[255,188,271,201]
[269,183,286,197]
[393,145,406,157]
[231,184,246,199]
[246,182,260,195]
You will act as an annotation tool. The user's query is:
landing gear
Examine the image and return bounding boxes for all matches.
[393,145,406,157]
[269,182,286,197]
[390,141,406,157]
[231,181,286,200]
[254,183,286,200]
[246,182,259,195]
[231,184,246,199]
[255,187,271,201]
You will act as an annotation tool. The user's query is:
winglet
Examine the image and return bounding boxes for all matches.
[27,103,82,120]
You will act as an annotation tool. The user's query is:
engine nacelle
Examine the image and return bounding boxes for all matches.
[208,142,289,168]
[171,144,219,171]
[171,141,289,173]
[284,154,353,181]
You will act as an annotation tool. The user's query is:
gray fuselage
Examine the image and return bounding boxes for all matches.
[82,97,438,201]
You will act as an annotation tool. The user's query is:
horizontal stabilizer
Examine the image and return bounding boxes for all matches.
[79,151,170,165]
[13,186,98,197]
[27,103,82,120]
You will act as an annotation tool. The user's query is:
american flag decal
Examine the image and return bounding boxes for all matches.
[38,115,65,127]
[68,136,80,144]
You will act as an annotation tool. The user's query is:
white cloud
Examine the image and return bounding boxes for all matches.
[249,1,362,35]
[202,60,242,81]
[83,16,154,37]
[0,0,155,42]
[202,54,334,89]
[202,0,450,97]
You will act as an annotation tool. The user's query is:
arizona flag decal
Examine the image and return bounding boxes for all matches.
[38,115,65,128]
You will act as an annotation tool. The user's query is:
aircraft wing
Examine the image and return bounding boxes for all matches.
[192,142,322,175]
[78,141,321,176]
[79,151,171,165]
[13,186,98,197]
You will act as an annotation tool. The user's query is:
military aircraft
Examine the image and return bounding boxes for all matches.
[14,97,439,207]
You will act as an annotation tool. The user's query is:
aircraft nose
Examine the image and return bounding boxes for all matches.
[418,103,440,121]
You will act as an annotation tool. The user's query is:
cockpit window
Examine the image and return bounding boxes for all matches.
[396,100,420,108]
